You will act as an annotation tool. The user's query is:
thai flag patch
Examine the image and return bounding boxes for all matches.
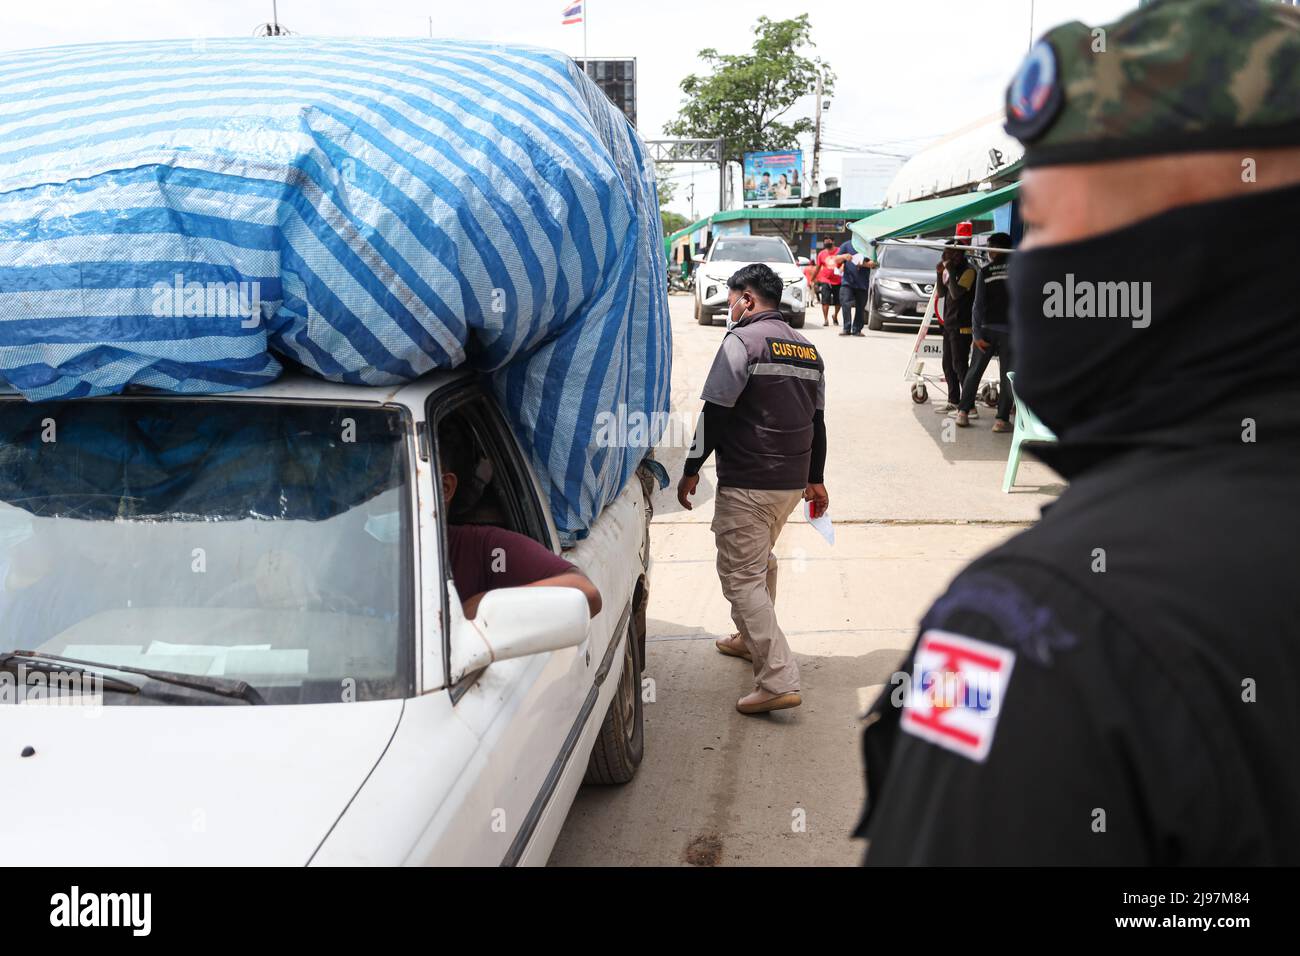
[901,630,1016,763]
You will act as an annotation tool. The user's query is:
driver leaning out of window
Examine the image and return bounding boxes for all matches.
[438,418,601,620]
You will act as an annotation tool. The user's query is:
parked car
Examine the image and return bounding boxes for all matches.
[0,371,653,865]
[867,242,944,331]
[693,236,808,328]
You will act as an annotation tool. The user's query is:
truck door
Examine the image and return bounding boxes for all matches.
[422,386,591,865]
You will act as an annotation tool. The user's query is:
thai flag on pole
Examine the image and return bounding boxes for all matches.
[562,2,583,25]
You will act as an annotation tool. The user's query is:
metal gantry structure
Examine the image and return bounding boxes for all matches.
[643,138,728,211]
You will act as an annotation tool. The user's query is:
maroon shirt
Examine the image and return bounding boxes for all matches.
[447,524,575,599]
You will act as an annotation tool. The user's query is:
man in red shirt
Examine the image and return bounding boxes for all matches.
[813,236,841,327]
[439,418,601,619]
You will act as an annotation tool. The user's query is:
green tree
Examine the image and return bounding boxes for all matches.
[655,168,691,237]
[665,15,834,166]
[662,209,690,237]
[655,167,677,211]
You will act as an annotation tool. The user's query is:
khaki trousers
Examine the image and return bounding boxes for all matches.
[711,486,804,695]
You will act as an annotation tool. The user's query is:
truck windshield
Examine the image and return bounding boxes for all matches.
[0,397,413,704]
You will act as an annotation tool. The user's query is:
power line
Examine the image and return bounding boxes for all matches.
[822,130,945,145]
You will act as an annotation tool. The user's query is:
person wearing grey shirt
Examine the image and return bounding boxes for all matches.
[677,264,829,715]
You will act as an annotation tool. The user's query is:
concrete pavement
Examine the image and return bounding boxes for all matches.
[549,294,1061,866]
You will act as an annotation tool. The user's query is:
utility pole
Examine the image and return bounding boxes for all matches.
[810,71,824,203]
[717,138,727,212]
[687,180,696,222]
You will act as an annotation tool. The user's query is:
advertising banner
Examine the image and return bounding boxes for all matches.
[742,150,804,205]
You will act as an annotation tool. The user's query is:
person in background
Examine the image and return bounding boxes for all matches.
[955,232,1014,431]
[935,239,977,412]
[833,238,877,336]
[814,236,841,326]
[856,0,1300,864]
[677,264,829,715]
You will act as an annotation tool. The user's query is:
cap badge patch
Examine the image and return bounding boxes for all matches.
[1005,40,1063,142]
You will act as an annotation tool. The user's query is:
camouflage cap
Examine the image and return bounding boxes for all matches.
[1005,0,1300,166]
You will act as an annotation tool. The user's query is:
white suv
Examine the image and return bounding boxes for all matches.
[692,236,808,328]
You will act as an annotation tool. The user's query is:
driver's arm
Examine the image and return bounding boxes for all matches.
[462,570,601,620]
[456,525,602,619]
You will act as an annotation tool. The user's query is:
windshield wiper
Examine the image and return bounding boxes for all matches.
[7,650,265,704]
[1,653,140,696]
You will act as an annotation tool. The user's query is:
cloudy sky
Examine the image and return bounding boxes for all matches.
[0,0,1135,215]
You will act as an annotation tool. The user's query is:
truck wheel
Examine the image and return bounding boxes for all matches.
[584,617,645,785]
[788,311,805,329]
[867,309,884,332]
[695,300,711,326]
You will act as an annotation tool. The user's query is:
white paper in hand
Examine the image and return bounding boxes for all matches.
[804,499,834,545]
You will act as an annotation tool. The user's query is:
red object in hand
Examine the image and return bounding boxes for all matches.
[810,499,825,519]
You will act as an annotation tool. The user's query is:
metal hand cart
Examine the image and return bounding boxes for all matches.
[881,238,1004,409]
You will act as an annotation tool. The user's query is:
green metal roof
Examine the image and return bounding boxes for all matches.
[848,182,1019,251]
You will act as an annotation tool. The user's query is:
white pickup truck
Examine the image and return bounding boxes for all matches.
[0,369,654,865]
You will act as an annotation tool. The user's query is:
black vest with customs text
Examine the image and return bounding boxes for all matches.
[717,310,825,490]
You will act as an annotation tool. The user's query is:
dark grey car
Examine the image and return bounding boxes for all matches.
[867,243,943,332]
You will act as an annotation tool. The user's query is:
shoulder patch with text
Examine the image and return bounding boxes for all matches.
[901,629,1016,763]
[765,337,821,368]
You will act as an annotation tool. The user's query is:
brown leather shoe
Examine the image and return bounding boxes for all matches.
[736,688,802,714]
[715,633,752,662]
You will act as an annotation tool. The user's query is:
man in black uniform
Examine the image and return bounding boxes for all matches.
[935,241,977,413]
[678,264,829,715]
[857,0,1300,864]
[955,232,1013,431]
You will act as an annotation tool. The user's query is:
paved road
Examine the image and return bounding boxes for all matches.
[550,294,1060,866]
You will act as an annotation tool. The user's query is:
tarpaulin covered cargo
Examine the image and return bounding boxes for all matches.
[0,38,670,541]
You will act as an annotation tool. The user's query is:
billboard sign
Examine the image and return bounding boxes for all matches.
[742,150,804,206]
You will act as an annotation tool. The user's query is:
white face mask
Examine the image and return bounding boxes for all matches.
[726,295,748,331]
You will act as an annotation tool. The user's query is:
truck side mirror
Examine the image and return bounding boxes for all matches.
[449,586,590,682]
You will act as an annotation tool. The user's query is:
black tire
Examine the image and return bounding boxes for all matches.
[788,311,805,329]
[695,299,713,326]
[584,616,645,785]
[867,308,884,332]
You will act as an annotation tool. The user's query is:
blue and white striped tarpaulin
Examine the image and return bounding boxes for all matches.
[0,37,670,542]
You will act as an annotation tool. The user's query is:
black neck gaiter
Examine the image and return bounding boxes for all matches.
[1009,181,1300,445]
